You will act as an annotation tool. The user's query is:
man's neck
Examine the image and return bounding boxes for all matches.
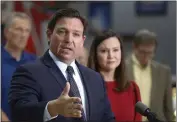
[132,53,150,69]
[49,49,75,65]
[5,44,23,61]
[100,70,115,82]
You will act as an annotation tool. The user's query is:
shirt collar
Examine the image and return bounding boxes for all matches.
[1,45,26,62]
[132,53,151,69]
[49,50,76,75]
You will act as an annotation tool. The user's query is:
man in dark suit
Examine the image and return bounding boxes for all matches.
[8,8,115,122]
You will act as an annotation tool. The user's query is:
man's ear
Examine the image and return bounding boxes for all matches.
[82,35,86,45]
[46,29,52,40]
[46,29,52,45]
[4,28,8,39]
[83,35,86,41]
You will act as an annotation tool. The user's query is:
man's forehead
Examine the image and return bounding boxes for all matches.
[55,25,83,32]
[12,17,30,24]
[55,18,84,31]
[140,43,155,47]
[138,44,155,51]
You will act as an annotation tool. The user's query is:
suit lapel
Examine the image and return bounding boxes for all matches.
[40,51,67,90]
[150,62,158,108]
[41,51,91,120]
[76,62,91,121]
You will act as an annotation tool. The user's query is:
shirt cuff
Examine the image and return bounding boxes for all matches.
[43,102,58,122]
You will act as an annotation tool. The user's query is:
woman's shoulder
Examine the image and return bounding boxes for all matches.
[128,80,141,101]
[128,80,139,88]
[126,80,141,93]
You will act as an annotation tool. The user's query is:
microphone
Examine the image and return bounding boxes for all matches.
[135,101,162,122]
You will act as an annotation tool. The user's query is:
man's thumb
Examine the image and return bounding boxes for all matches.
[61,82,70,96]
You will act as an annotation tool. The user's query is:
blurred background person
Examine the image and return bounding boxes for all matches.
[172,83,176,119]
[1,12,37,120]
[125,29,174,121]
[88,30,142,122]
[1,11,12,46]
[1,2,11,46]
[76,47,89,66]
[1,21,6,45]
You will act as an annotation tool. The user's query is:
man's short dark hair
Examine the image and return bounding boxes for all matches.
[133,29,157,46]
[47,8,88,34]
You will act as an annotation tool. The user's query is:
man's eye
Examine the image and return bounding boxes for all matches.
[73,33,80,37]
[113,49,119,52]
[57,30,65,34]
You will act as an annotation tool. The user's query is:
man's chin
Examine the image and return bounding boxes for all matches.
[16,46,26,51]
[140,62,149,67]
[58,54,75,62]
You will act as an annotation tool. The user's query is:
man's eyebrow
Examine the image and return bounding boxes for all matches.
[73,30,82,33]
[113,46,120,49]
[55,27,66,30]
[55,26,83,33]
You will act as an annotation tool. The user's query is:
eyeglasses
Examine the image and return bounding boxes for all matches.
[137,49,155,57]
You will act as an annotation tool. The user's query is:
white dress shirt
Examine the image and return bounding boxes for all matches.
[44,50,86,122]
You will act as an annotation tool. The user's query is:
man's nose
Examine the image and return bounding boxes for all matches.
[65,33,73,43]
[21,31,28,38]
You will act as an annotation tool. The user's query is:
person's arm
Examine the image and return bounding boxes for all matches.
[99,75,116,122]
[9,66,83,122]
[43,102,58,122]
[8,66,48,122]
[1,109,9,122]
[164,68,174,121]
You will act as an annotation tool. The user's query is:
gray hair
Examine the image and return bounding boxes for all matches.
[133,29,157,46]
[4,12,32,29]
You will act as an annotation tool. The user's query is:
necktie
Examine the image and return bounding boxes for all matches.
[66,66,86,121]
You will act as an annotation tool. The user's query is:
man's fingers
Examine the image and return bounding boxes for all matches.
[67,97,82,103]
[68,109,82,118]
[72,110,82,118]
[61,82,70,96]
[67,102,83,110]
[66,102,83,118]
[73,103,83,110]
